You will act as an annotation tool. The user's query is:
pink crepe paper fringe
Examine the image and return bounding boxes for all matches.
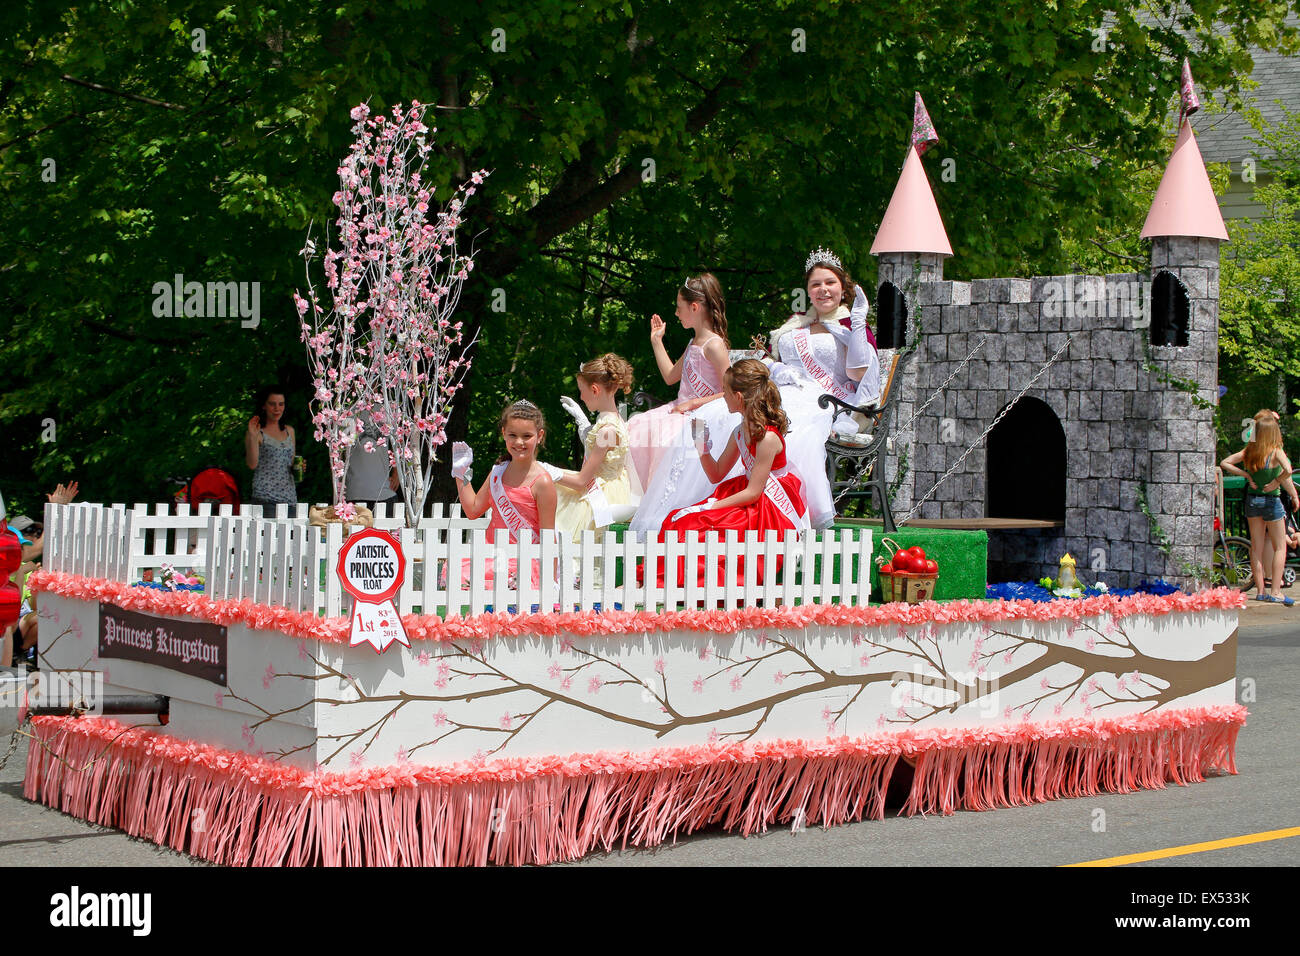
[31,569,1246,648]
[25,707,1243,867]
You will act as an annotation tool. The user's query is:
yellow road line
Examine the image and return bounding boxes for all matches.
[1065,826,1300,867]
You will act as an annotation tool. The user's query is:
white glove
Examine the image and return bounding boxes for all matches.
[691,418,711,454]
[541,462,565,482]
[560,395,592,443]
[768,362,799,387]
[451,442,473,482]
[669,499,716,524]
[846,284,872,371]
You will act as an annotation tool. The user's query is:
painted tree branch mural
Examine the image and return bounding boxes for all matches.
[220,616,1237,768]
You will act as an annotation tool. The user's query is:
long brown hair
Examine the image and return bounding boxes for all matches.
[577,353,634,395]
[725,359,787,443]
[680,273,729,347]
[804,259,859,310]
[496,400,547,464]
[1244,416,1283,472]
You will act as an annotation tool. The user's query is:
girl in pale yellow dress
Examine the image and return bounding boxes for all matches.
[554,354,635,536]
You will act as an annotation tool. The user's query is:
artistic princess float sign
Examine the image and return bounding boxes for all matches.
[336,528,410,653]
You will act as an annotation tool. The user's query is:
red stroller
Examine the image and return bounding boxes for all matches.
[183,467,241,514]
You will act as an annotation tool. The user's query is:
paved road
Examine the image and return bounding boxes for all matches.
[1,603,1295,868]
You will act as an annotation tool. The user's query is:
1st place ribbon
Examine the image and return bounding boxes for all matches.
[336,528,410,653]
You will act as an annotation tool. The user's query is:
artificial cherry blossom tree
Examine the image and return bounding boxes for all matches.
[297,101,488,526]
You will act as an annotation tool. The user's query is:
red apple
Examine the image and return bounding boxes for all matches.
[880,562,894,575]
[893,553,913,573]
[924,559,938,574]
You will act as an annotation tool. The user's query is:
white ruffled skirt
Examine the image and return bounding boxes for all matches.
[628,398,744,533]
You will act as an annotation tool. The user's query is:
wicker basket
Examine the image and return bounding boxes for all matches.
[876,537,938,605]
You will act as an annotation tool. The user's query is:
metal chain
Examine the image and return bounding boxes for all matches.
[895,337,986,435]
[897,334,1076,525]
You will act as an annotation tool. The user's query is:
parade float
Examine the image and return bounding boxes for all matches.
[20,83,1246,866]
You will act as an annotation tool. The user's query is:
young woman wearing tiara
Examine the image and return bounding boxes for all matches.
[553,354,636,536]
[655,360,808,587]
[764,248,879,528]
[451,399,556,588]
[626,273,743,532]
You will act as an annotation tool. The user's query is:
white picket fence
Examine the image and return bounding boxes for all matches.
[42,502,873,616]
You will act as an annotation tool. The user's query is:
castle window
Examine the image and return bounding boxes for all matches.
[1150,271,1190,347]
[876,282,908,349]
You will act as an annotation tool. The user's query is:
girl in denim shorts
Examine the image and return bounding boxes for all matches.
[1221,414,1298,604]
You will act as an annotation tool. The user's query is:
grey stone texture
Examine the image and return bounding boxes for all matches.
[882,236,1221,589]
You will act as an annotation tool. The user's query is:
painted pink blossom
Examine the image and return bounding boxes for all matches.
[350,750,365,768]
[895,706,905,718]
[1117,676,1129,691]
[1085,635,1096,651]
[416,650,431,666]
[698,645,713,661]
[432,709,447,727]
[587,675,603,694]
[433,675,448,690]
[547,662,562,680]
[852,633,863,647]
[1052,703,1063,716]
[262,664,275,689]
[1040,676,1050,690]
[1086,677,1098,693]
[653,657,665,675]
[560,675,573,691]
[859,653,871,668]
[395,747,409,763]
[499,713,513,730]
[692,676,705,694]
[1003,706,1013,719]
[729,675,743,692]
[559,636,575,653]
[1003,651,1014,664]
[821,705,834,722]
[773,670,787,685]
[707,729,720,746]
[241,724,255,746]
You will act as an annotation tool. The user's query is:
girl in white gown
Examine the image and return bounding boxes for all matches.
[766,249,881,529]
[628,274,743,533]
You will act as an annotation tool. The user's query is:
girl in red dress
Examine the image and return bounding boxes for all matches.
[657,359,808,587]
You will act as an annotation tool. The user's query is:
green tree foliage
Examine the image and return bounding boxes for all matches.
[2,0,1295,507]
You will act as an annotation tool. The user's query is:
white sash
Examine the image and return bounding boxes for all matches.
[791,329,854,402]
[489,463,531,539]
[736,430,804,529]
[583,479,615,528]
[682,349,715,400]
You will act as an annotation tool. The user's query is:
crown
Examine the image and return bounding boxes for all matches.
[805,247,843,273]
[511,399,538,410]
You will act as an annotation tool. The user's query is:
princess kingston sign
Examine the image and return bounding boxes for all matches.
[98,603,228,684]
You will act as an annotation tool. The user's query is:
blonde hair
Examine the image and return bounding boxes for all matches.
[1244,416,1283,472]
[577,353,634,395]
[725,359,787,443]
[680,273,729,347]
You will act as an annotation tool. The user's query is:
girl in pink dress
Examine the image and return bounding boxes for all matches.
[628,273,742,532]
[655,360,808,588]
[453,400,556,588]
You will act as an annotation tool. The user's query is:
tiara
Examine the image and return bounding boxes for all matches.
[511,399,538,410]
[805,247,843,272]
